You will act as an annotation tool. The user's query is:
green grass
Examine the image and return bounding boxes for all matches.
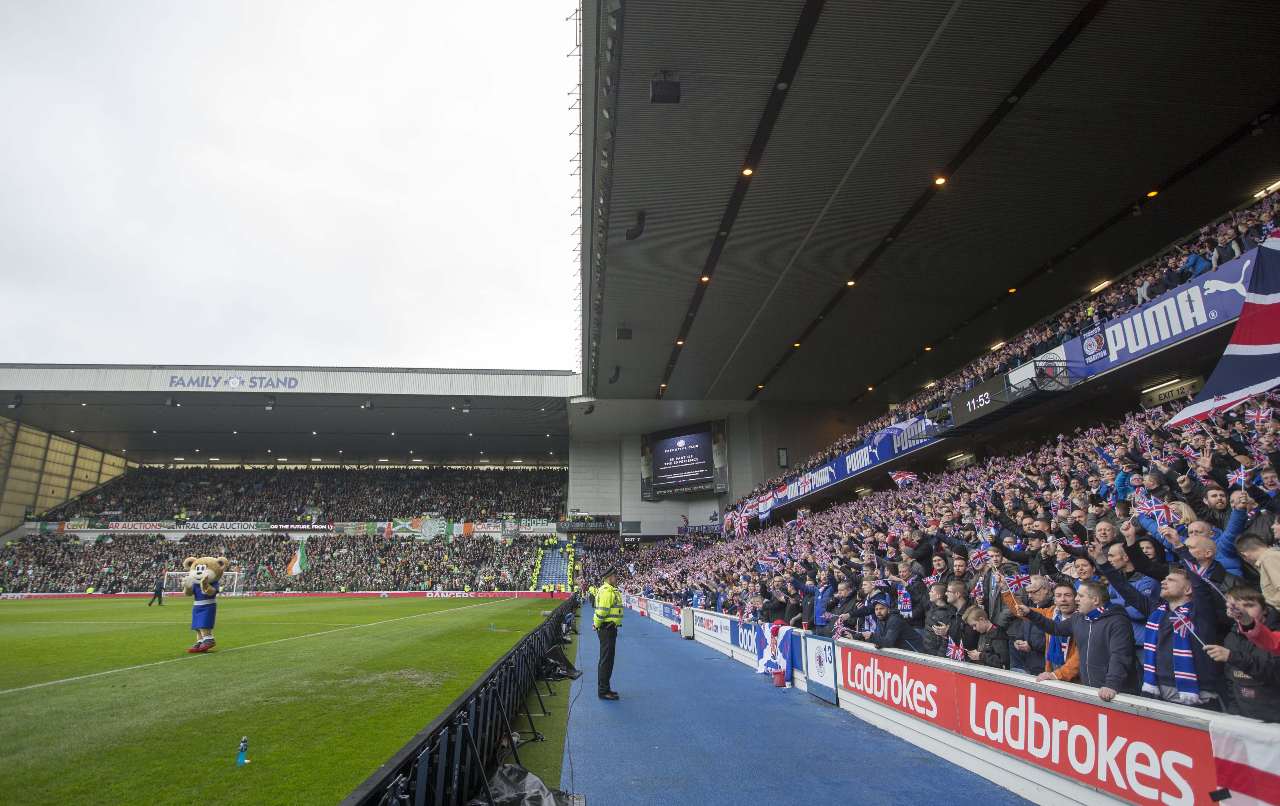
[0,595,552,805]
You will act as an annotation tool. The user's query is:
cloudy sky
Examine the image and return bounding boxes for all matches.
[1,1,580,371]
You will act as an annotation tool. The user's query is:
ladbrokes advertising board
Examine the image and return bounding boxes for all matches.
[837,645,1216,805]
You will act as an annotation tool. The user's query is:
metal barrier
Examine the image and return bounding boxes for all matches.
[343,596,576,806]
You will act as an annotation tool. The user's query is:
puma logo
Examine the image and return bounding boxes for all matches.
[1203,259,1250,298]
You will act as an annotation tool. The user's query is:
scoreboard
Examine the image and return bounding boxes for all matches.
[949,374,1012,427]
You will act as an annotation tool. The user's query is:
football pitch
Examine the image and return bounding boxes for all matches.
[0,595,553,805]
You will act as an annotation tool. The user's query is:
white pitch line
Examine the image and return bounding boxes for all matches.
[0,598,514,696]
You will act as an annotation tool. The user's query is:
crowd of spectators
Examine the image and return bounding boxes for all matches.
[730,193,1279,512]
[0,532,540,594]
[628,393,1280,722]
[40,467,566,523]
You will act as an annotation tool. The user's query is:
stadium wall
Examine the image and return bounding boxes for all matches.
[567,435,720,535]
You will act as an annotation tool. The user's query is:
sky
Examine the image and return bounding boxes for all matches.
[0,1,581,371]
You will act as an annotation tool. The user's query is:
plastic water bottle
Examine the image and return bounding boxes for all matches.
[236,736,249,766]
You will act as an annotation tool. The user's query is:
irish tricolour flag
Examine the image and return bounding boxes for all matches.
[286,540,308,576]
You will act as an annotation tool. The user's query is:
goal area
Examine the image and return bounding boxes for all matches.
[162,571,244,596]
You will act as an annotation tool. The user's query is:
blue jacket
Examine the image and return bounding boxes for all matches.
[810,583,835,626]
[1182,252,1213,278]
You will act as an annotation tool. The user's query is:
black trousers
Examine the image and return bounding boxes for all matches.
[148,591,163,605]
[597,623,617,694]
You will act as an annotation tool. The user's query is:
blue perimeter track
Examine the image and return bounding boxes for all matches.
[561,606,1032,806]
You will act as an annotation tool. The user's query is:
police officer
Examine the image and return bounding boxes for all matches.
[594,568,623,700]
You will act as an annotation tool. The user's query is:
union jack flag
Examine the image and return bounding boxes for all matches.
[890,471,918,488]
[1170,608,1195,639]
[969,575,985,603]
[946,637,967,661]
[1227,465,1251,489]
[1005,573,1031,593]
[1245,407,1274,427]
[968,552,988,571]
[1177,445,1199,462]
[922,573,940,586]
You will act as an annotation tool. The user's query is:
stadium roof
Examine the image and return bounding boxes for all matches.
[580,0,1280,419]
[0,364,578,467]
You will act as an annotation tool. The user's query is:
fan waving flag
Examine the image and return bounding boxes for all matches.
[1167,241,1280,428]
[286,539,308,576]
[890,471,918,488]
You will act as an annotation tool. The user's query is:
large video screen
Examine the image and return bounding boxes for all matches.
[640,420,728,501]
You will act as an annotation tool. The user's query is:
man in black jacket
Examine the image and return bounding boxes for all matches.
[922,583,955,657]
[859,595,924,652]
[1009,575,1053,674]
[1012,580,1133,701]
[1098,543,1223,708]
[1205,586,1280,722]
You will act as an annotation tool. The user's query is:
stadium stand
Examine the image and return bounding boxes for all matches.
[40,466,566,523]
[622,392,1280,722]
[0,532,541,594]
[535,546,570,588]
[729,192,1280,512]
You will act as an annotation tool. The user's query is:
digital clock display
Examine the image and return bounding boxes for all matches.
[949,375,1011,427]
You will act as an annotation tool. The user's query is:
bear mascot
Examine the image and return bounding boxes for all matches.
[182,556,228,653]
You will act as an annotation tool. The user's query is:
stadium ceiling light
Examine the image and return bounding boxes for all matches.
[867,386,874,392]
[461,408,470,414]
[1146,190,1159,198]
[152,429,158,434]
[338,449,344,454]
[412,458,422,462]
[209,457,219,461]
[925,381,937,388]
[69,429,76,434]
[924,346,932,352]
[377,458,388,462]
[232,430,238,435]
[1090,280,1111,293]
[479,450,485,455]
[278,457,288,462]
[1141,378,1182,394]
[756,384,765,390]
[934,176,947,186]
[311,431,317,436]
[390,432,396,436]
[675,339,684,346]
[947,452,968,461]
[659,383,667,389]
[174,457,184,461]
[545,433,551,437]
[741,167,754,176]
[1256,180,1280,198]
[480,458,490,463]
[792,342,801,348]
[264,396,275,412]
[990,341,1005,351]
[360,399,373,410]
[1007,287,1016,294]
[700,275,710,283]
[193,448,200,453]
[311,458,321,462]
[846,279,855,287]
[513,459,523,463]
[549,451,554,456]
[80,402,86,407]
[266,449,272,454]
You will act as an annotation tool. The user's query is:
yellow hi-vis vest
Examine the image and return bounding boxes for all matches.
[593,582,623,628]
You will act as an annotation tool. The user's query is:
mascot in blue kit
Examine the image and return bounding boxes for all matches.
[182,555,228,653]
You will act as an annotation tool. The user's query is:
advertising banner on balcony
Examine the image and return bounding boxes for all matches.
[803,634,838,705]
[1069,251,1253,376]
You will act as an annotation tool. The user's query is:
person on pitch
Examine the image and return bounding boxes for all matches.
[593,567,624,700]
